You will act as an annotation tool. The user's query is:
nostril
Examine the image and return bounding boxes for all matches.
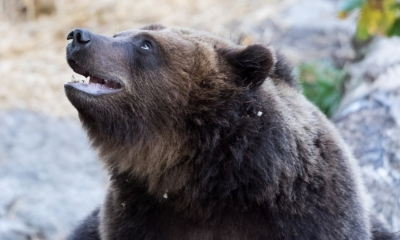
[67,29,91,44]
[67,31,74,40]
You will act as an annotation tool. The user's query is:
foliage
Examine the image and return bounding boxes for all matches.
[295,62,346,118]
[339,0,400,40]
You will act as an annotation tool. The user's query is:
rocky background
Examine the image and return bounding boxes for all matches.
[0,0,399,239]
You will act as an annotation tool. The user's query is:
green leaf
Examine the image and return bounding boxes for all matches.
[355,0,398,39]
[339,0,366,13]
[381,0,398,35]
[356,17,371,40]
[388,18,400,36]
[296,62,346,118]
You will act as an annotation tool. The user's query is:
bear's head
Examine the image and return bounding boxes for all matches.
[65,24,304,197]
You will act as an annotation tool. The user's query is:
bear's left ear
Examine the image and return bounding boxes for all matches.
[220,44,276,89]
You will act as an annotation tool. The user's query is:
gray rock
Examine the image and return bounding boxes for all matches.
[335,90,400,232]
[236,0,357,65]
[334,37,400,232]
[0,110,106,240]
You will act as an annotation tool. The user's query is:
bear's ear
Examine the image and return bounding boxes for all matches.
[220,44,276,89]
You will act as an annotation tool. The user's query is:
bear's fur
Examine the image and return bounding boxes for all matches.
[64,24,398,240]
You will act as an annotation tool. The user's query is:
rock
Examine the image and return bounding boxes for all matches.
[0,220,39,240]
[0,110,106,240]
[334,37,400,232]
[236,0,357,65]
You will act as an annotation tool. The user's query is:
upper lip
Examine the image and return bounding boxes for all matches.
[67,58,88,76]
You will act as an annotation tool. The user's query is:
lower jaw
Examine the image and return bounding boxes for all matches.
[64,82,123,96]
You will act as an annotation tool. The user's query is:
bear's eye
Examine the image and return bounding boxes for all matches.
[140,41,152,50]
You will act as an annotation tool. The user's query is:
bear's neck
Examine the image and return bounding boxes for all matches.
[181,93,298,211]
[107,90,304,219]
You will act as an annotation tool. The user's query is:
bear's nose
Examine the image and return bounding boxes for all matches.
[67,28,91,44]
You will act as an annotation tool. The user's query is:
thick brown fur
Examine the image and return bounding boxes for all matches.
[65,25,398,240]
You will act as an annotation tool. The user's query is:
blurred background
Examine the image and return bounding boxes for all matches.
[0,0,399,239]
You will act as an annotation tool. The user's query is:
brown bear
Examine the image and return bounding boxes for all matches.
[64,24,397,240]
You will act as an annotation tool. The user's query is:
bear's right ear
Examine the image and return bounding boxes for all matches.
[219,44,276,89]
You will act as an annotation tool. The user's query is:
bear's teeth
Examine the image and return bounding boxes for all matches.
[71,74,88,83]
[71,75,79,83]
[257,111,263,117]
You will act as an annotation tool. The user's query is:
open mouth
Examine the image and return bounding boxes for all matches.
[65,60,124,96]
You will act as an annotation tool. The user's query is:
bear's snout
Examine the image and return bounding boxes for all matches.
[66,28,95,68]
[65,28,128,98]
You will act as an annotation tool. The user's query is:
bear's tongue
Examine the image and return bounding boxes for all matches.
[89,76,122,89]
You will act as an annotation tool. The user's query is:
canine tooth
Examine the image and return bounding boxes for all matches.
[71,75,79,83]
